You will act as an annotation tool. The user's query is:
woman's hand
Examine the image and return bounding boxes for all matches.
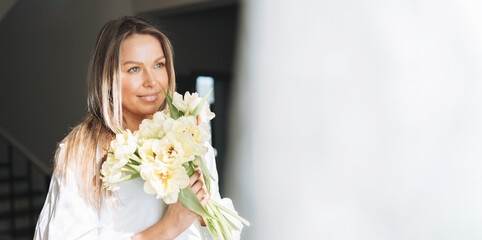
[132,169,210,240]
[163,169,210,231]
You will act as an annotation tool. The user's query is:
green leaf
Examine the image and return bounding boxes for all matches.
[189,161,197,173]
[212,208,232,240]
[183,162,195,176]
[214,201,237,240]
[205,203,224,240]
[112,173,140,185]
[128,159,141,166]
[208,201,238,232]
[116,127,124,133]
[129,154,141,165]
[187,159,212,192]
[121,166,137,173]
[178,187,214,219]
[211,217,224,240]
[206,219,219,240]
[190,88,212,117]
[214,204,239,232]
[123,163,141,173]
[194,155,212,192]
[149,134,161,139]
[163,90,180,119]
[125,173,140,181]
[223,215,240,231]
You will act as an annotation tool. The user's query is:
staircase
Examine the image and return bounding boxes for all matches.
[0,128,51,240]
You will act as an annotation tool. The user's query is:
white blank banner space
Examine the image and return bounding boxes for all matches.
[227,1,482,239]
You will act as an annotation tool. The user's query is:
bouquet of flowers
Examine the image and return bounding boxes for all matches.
[100,90,249,240]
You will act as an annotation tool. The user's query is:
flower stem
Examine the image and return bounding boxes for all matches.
[211,200,250,226]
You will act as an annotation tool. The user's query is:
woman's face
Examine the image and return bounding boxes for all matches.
[120,33,169,123]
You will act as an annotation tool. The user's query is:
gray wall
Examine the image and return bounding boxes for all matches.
[141,5,238,76]
[0,1,238,173]
[0,0,133,169]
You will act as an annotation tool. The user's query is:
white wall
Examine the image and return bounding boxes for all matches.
[226,0,482,239]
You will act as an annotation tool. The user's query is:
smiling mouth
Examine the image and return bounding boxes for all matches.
[138,93,159,102]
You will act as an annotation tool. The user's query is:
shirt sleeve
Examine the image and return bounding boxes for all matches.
[33,171,134,240]
[199,143,243,240]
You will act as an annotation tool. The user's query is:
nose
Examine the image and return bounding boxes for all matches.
[142,69,156,87]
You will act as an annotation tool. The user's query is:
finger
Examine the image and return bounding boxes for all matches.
[197,169,205,185]
[195,187,206,200]
[194,169,208,194]
[189,170,201,186]
[200,192,210,206]
[191,180,204,194]
[193,167,206,186]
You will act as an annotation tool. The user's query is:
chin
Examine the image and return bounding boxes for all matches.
[144,108,160,116]
[150,104,164,113]
[132,106,159,119]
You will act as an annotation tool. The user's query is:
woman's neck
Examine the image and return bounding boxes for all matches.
[123,113,151,132]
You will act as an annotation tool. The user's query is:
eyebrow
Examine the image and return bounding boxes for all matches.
[122,56,166,65]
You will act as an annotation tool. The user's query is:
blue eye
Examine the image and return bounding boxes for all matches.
[155,63,165,68]
[128,67,139,72]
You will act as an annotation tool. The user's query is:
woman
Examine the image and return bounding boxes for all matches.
[34,16,241,240]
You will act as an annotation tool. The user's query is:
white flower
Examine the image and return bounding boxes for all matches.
[138,111,168,139]
[151,131,196,164]
[172,91,215,123]
[163,116,210,155]
[172,91,189,113]
[111,129,138,162]
[184,92,202,114]
[197,102,215,123]
[138,139,156,164]
[101,129,140,190]
[100,153,126,190]
[141,161,189,204]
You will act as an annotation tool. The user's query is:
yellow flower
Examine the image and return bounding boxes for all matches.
[141,161,189,204]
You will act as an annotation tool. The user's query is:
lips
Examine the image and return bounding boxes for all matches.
[138,92,160,102]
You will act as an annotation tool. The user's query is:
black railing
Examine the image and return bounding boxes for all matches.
[0,127,51,239]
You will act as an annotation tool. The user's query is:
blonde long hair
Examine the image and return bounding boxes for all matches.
[54,16,176,210]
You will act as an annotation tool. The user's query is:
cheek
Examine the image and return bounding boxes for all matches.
[121,78,139,100]
[157,71,169,89]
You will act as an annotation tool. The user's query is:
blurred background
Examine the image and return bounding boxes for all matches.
[1,0,482,239]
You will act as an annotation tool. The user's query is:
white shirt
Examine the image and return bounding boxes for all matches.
[34,144,242,240]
